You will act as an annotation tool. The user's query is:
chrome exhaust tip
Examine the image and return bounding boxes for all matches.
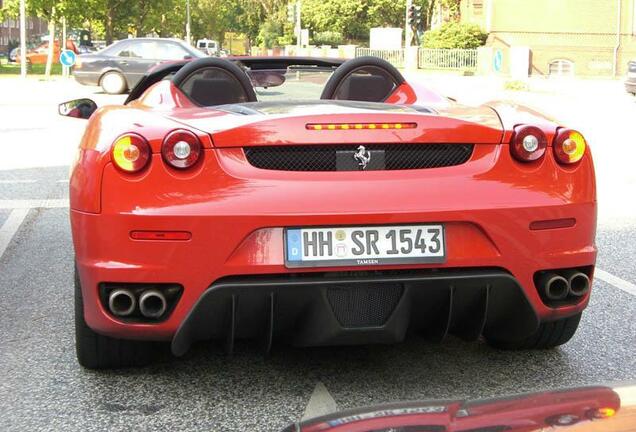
[566,271,591,297]
[539,273,569,301]
[139,290,167,319]
[108,289,136,317]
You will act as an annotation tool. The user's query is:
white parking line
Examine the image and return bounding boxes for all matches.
[0,199,69,209]
[302,382,338,420]
[0,208,29,259]
[0,180,37,184]
[595,269,636,297]
[56,179,69,183]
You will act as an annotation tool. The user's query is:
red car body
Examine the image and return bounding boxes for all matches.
[67,57,596,368]
[285,386,622,432]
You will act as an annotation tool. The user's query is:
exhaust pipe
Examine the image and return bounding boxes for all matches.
[538,272,569,301]
[108,289,136,317]
[139,290,167,319]
[564,271,591,297]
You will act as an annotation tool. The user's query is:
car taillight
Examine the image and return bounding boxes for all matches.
[553,129,586,164]
[161,129,202,169]
[111,133,151,172]
[510,125,547,162]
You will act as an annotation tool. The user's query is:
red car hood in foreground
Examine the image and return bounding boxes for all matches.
[284,384,635,432]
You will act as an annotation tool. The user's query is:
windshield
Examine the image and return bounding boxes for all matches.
[246,67,334,101]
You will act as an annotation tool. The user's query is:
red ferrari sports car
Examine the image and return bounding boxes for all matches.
[61,56,596,369]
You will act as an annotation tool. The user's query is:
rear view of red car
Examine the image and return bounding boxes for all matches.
[62,56,596,369]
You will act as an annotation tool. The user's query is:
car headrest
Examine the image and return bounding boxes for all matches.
[172,57,257,106]
[189,77,248,106]
[320,56,405,102]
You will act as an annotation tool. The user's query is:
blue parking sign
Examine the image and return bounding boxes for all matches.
[59,50,77,67]
[493,49,503,72]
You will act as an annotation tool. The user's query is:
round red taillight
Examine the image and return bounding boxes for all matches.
[554,129,586,164]
[161,129,202,169]
[111,133,151,172]
[510,125,547,162]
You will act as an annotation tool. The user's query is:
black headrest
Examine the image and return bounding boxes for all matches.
[338,75,395,102]
[190,78,247,106]
[321,56,405,101]
[172,57,257,106]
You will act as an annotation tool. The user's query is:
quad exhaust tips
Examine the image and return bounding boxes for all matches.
[538,270,591,302]
[108,289,136,317]
[539,273,569,301]
[139,290,168,319]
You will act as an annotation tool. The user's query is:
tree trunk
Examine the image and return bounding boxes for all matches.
[45,8,56,79]
[105,10,114,45]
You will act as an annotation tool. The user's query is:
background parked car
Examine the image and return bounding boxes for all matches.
[8,48,19,63]
[73,38,204,94]
[16,39,79,65]
[196,38,219,56]
[626,60,636,96]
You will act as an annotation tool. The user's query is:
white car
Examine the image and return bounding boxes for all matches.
[196,39,219,56]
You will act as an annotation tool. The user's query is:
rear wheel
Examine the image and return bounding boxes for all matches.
[486,313,582,350]
[100,71,127,94]
[75,267,153,369]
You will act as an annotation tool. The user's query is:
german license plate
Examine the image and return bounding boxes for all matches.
[285,224,445,268]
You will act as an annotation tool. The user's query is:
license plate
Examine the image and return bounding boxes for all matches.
[285,224,445,268]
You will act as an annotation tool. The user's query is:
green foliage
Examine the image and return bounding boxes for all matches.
[312,31,343,47]
[423,22,487,49]
[257,18,283,48]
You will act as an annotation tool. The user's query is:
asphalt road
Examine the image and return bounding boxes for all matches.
[1,76,635,431]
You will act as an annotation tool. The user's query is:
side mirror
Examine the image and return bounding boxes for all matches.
[58,98,97,119]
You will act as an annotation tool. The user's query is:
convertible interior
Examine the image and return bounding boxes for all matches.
[125,56,407,106]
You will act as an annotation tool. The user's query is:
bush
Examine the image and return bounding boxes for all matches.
[258,19,283,49]
[312,31,343,47]
[423,22,488,49]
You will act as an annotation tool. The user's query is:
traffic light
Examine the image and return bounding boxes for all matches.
[287,3,297,23]
[408,5,423,30]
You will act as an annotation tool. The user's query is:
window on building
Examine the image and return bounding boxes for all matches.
[549,60,575,77]
[472,0,483,15]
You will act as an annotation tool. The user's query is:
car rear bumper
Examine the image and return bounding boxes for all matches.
[73,70,100,86]
[72,145,597,348]
[170,269,538,356]
[626,79,636,94]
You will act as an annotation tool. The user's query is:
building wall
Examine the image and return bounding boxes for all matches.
[461,0,636,76]
[1,14,48,54]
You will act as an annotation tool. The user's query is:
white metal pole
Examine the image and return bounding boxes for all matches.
[62,16,68,77]
[405,0,412,49]
[186,0,191,45]
[19,0,27,78]
[296,1,301,51]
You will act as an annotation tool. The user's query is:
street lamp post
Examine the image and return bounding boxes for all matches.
[186,0,191,45]
[19,0,27,78]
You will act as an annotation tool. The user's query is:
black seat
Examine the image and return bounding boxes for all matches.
[320,56,406,102]
[172,58,257,106]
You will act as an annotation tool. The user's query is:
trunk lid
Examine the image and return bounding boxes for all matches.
[167,101,504,148]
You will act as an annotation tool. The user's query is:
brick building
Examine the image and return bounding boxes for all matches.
[461,0,636,76]
[0,0,48,54]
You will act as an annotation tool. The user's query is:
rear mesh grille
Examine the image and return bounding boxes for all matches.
[326,283,404,328]
[244,144,474,171]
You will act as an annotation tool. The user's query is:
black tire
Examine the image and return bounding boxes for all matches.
[100,70,127,94]
[75,267,153,369]
[486,313,582,350]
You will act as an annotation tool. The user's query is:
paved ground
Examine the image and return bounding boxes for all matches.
[0,76,635,431]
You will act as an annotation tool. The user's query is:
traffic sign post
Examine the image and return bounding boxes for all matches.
[59,49,77,78]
